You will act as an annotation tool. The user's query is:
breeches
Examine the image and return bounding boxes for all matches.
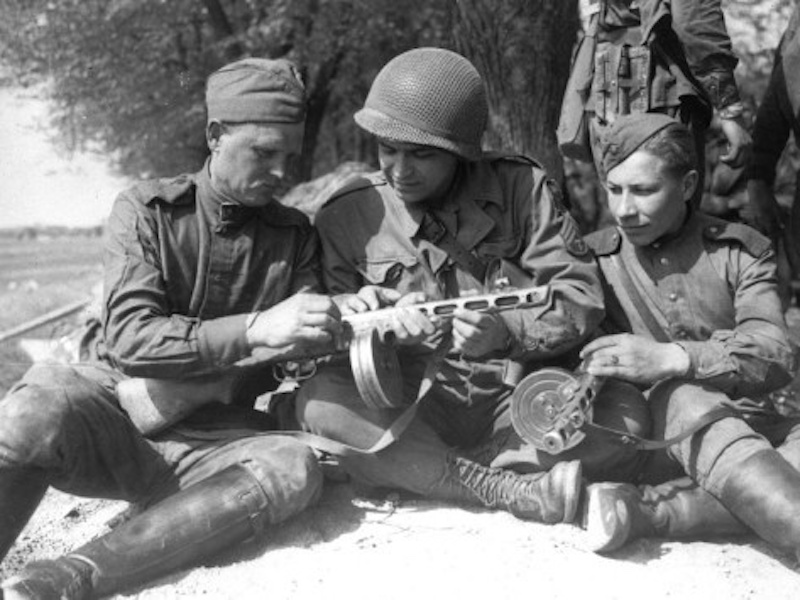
[641,379,800,495]
[0,362,322,521]
[296,361,650,493]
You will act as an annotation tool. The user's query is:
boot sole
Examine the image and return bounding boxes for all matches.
[583,483,632,553]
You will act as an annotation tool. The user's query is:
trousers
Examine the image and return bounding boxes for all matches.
[639,379,800,493]
[296,360,650,495]
[0,361,321,520]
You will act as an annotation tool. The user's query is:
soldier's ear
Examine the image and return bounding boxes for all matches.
[681,169,699,203]
[206,120,225,152]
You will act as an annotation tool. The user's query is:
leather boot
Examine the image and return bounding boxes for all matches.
[0,468,48,563]
[2,463,272,600]
[446,456,582,524]
[584,477,746,554]
[720,448,800,556]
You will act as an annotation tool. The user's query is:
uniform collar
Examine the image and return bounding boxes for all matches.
[196,162,260,233]
[646,204,696,252]
[391,161,500,245]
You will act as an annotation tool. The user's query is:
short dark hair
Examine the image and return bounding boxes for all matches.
[639,124,697,177]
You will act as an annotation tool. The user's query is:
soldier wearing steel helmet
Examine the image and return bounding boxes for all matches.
[296,47,651,524]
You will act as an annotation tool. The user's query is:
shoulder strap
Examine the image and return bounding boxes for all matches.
[419,211,488,282]
[608,253,671,343]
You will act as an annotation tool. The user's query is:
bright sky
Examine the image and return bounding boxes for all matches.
[0,83,130,229]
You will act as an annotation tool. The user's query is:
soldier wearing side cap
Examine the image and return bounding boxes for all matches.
[295,47,651,526]
[579,112,800,561]
[0,58,343,599]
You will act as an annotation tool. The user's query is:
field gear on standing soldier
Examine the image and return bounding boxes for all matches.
[557,0,751,213]
[297,47,652,526]
[581,113,800,561]
[0,58,334,599]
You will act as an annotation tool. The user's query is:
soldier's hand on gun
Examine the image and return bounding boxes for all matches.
[336,285,403,314]
[246,292,343,348]
[386,291,441,345]
[451,309,510,358]
[340,285,440,345]
[580,333,690,385]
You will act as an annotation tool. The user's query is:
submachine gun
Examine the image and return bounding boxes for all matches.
[510,367,606,455]
[118,285,552,436]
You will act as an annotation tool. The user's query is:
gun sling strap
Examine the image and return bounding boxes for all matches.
[278,333,452,458]
[583,405,739,451]
[277,240,737,458]
[279,212,494,456]
[595,252,737,449]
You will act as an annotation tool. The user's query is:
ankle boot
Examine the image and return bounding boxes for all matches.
[2,463,272,599]
[720,448,800,556]
[0,468,48,563]
[446,456,582,524]
[584,477,746,554]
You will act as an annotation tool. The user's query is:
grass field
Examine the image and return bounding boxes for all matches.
[0,235,103,395]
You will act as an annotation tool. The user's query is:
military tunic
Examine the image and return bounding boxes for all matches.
[0,162,322,516]
[587,210,799,491]
[297,156,649,493]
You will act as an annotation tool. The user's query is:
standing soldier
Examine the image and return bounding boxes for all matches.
[296,47,650,525]
[558,0,751,214]
[746,6,800,302]
[0,58,340,599]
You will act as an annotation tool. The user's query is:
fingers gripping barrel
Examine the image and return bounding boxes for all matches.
[510,367,601,455]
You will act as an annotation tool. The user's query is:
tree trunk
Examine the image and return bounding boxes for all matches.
[301,51,345,180]
[453,0,579,180]
[202,0,244,60]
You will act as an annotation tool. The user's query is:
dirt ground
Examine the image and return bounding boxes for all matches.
[3,294,800,600]
[3,476,800,600]
[4,306,800,600]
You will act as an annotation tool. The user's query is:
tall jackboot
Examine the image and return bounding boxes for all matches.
[720,448,800,557]
[2,463,274,600]
[446,456,582,524]
[0,468,48,563]
[583,477,747,553]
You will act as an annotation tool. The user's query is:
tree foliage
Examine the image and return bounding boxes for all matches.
[0,0,789,192]
[0,0,454,179]
[0,0,579,184]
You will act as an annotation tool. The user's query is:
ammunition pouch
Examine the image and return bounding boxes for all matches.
[558,10,713,161]
[593,43,651,125]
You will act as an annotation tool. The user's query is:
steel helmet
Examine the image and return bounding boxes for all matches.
[354,47,488,160]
